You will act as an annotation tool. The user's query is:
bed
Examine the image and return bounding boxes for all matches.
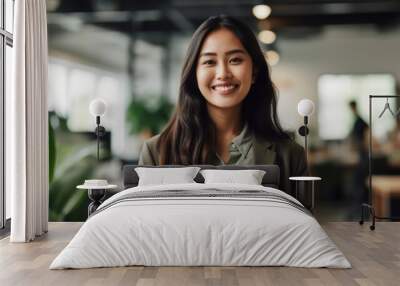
[50,165,350,269]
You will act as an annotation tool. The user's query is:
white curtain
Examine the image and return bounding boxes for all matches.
[7,0,48,242]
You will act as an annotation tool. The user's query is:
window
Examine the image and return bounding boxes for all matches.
[1,0,14,230]
[318,74,396,141]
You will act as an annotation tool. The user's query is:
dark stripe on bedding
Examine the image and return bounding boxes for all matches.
[90,189,311,218]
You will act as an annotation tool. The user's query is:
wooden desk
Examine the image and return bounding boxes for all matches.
[372,176,400,217]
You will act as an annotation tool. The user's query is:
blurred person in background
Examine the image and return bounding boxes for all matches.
[349,100,368,152]
[348,100,369,218]
[387,117,400,165]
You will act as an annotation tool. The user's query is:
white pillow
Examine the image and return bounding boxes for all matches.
[135,167,201,186]
[200,169,266,185]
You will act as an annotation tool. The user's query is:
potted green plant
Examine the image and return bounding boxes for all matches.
[126,95,174,139]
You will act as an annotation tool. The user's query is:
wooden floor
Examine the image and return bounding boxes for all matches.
[0,222,399,286]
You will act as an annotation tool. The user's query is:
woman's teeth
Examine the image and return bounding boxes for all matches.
[212,84,237,91]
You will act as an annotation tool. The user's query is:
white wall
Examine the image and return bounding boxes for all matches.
[272,25,400,137]
[167,36,191,103]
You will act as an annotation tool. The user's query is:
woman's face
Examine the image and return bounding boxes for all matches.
[196,28,254,111]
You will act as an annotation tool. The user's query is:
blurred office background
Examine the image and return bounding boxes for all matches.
[42,0,400,222]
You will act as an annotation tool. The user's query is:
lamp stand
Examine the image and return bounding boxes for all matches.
[298,116,310,164]
[94,116,106,161]
[304,116,308,164]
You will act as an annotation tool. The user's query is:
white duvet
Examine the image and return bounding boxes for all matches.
[50,183,351,269]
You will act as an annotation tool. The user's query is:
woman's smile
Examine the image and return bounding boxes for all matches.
[211,82,240,95]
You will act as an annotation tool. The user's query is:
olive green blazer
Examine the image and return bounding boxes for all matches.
[138,134,308,196]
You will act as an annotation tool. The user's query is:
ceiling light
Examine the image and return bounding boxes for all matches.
[265,50,280,66]
[258,30,276,44]
[252,4,272,20]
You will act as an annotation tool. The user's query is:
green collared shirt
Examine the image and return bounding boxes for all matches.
[211,124,255,165]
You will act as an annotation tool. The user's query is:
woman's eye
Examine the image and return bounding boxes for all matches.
[201,59,215,66]
[230,57,243,64]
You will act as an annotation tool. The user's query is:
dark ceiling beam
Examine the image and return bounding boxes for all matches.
[268,13,400,29]
[47,10,163,24]
[48,0,400,35]
[172,0,400,7]
[271,2,400,15]
[172,0,259,6]
[56,0,95,12]
[171,2,400,17]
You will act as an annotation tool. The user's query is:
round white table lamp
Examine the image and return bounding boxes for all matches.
[89,99,107,117]
[297,99,315,164]
[298,99,315,117]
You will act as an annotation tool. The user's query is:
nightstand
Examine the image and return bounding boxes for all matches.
[289,176,322,212]
[77,180,117,217]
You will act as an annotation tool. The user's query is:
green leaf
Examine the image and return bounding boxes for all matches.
[49,118,56,183]
[126,96,174,135]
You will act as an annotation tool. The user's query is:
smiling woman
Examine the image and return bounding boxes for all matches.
[196,28,255,162]
[138,15,308,195]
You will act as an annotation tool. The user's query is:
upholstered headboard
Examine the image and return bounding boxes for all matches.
[122,165,280,189]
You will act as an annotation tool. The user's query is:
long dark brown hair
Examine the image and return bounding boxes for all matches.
[157,15,289,164]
